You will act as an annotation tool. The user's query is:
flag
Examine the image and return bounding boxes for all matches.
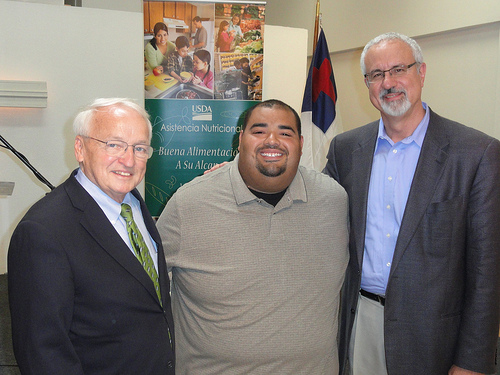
[300,28,342,171]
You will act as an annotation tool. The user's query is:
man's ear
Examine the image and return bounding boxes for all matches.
[238,130,243,152]
[418,62,427,88]
[74,136,84,163]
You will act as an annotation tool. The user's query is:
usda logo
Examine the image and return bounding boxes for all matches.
[192,105,212,121]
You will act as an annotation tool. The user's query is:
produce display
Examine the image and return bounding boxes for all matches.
[234,30,263,54]
[240,20,261,34]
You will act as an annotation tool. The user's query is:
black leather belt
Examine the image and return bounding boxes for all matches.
[360,289,385,306]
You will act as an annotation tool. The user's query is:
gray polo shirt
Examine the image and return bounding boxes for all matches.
[157,155,349,374]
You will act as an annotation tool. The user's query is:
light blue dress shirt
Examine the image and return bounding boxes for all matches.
[75,169,158,270]
[360,103,430,295]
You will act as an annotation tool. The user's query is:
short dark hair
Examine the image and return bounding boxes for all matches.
[192,16,201,22]
[175,36,190,49]
[242,99,301,137]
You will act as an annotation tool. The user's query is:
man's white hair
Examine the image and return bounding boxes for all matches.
[360,32,424,75]
[73,98,152,140]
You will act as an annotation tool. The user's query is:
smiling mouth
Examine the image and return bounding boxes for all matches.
[113,171,131,177]
[381,88,405,101]
[385,92,402,99]
[260,151,283,158]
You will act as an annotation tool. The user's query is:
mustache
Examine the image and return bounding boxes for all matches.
[380,87,407,100]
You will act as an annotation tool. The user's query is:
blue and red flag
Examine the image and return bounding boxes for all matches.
[300,28,342,171]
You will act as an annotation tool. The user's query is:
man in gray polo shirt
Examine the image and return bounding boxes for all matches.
[157,99,349,374]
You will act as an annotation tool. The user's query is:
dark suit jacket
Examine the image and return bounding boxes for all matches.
[8,170,175,375]
[324,109,500,375]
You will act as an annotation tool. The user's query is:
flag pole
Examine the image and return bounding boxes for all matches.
[312,0,320,53]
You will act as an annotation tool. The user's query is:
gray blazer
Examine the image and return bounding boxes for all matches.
[324,109,500,375]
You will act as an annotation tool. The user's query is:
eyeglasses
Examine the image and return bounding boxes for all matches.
[85,136,153,160]
[364,62,417,83]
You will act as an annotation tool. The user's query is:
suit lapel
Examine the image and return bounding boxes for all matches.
[389,110,450,277]
[351,124,378,269]
[64,173,162,306]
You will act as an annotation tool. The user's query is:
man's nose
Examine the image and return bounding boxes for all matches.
[381,71,398,88]
[264,132,280,145]
[119,146,136,165]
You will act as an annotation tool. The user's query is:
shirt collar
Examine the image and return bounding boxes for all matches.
[229,154,307,206]
[376,102,430,150]
[75,168,135,224]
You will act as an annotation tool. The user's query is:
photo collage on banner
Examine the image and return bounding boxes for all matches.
[143,1,265,217]
[144,1,264,100]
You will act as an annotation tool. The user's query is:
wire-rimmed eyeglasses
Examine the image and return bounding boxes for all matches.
[85,136,153,160]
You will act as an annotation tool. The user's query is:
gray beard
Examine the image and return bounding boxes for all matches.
[380,89,411,117]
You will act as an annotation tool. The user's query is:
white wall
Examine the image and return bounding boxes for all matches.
[262,25,308,114]
[4,0,63,4]
[0,0,144,272]
[81,0,141,12]
[265,0,500,54]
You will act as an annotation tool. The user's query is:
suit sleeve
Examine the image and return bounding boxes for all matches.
[8,220,85,375]
[454,138,500,373]
[323,136,340,181]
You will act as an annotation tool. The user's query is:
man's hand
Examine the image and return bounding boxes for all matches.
[448,365,484,375]
[203,162,228,175]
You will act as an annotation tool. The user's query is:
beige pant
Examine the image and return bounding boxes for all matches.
[349,294,388,375]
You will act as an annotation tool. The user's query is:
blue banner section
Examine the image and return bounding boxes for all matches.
[145,98,258,217]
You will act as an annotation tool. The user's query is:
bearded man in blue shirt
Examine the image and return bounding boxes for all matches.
[324,32,500,375]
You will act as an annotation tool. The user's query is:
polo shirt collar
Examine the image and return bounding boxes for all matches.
[229,154,307,206]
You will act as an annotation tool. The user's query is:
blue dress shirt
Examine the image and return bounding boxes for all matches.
[75,169,158,270]
[360,103,430,295]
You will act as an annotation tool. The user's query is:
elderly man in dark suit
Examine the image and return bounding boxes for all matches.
[324,32,500,375]
[8,98,175,374]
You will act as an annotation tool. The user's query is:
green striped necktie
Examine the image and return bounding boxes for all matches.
[120,203,162,306]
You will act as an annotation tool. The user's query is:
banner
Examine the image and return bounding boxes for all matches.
[143,1,265,217]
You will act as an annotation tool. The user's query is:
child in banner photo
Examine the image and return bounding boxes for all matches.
[228,14,243,47]
[166,36,194,83]
[216,21,234,52]
[232,59,242,71]
[239,57,252,100]
[192,50,214,90]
